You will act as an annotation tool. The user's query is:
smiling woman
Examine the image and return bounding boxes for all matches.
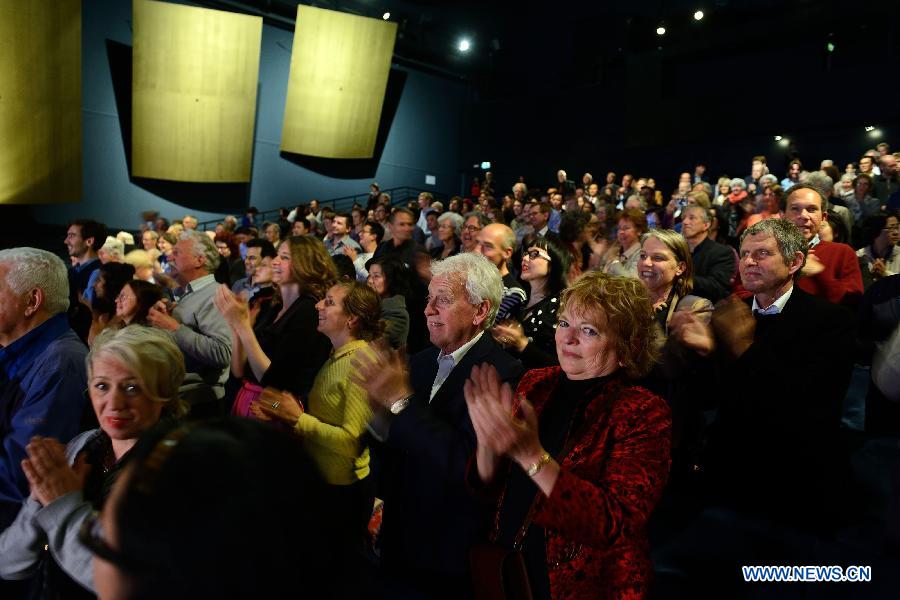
[0,326,186,596]
[464,272,671,599]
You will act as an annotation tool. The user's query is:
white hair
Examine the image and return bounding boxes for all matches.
[430,253,502,330]
[0,247,69,315]
[437,211,465,237]
[179,230,220,272]
[100,236,125,261]
[759,174,778,186]
[729,178,746,189]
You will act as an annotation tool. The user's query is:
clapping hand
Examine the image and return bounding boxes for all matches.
[213,284,250,330]
[147,299,180,331]
[21,437,90,507]
[349,341,413,411]
[464,364,542,481]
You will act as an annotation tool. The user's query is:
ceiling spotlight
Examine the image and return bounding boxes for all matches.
[870,128,882,138]
[774,135,782,141]
[865,125,875,132]
[694,10,704,21]
[826,42,835,52]
[778,138,790,147]
[458,38,471,52]
[656,26,666,36]
[382,12,390,20]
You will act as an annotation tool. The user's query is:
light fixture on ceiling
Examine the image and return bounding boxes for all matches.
[694,10,704,21]
[774,135,782,141]
[458,38,471,52]
[382,12,390,20]
[656,25,666,36]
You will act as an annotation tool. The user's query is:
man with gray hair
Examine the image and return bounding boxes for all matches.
[666,218,856,584]
[147,231,232,417]
[351,252,523,597]
[0,248,88,529]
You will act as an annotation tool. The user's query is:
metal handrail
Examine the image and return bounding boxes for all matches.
[198,186,449,230]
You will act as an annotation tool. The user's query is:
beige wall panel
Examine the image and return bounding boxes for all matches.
[0,0,81,205]
[132,0,262,182]
[281,6,397,159]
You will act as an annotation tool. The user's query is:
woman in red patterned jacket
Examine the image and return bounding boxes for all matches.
[465,272,671,599]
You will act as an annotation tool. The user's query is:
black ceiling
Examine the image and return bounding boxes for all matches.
[195,0,896,96]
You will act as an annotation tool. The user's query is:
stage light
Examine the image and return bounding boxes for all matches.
[774,135,782,141]
[870,128,882,138]
[778,138,790,147]
[382,12,390,20]
[694,10,704,21]
[865,125,875,132]
[458,38,471,52]
[481,161,491,169]
[656,26,666,36]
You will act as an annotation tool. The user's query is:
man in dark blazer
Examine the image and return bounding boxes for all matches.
[681,205,736,304]
[353,253,523,599]
[672,218,854,526]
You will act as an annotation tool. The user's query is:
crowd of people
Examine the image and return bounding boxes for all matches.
[0,141,898,599]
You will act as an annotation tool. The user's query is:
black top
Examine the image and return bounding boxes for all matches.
[512,295,561,369]
[251,295,332,398]
[496,374,611,600]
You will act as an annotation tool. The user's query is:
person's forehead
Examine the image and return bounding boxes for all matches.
[741,232,778,250]
[429,273,463,295]
[787,190,822,208]
[246,247,261,255]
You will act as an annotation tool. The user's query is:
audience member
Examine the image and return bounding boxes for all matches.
[0,326,187,595]
[0,249,88,529]
[365,255,411,350]
[65,219,107,340]
[782,184,863,305]
[345,220,383,281]
[213,232,245,287]
[230,238,276,300]
[599,208,646,278]
[216,236,335,417]
[465,272,670,599]
[857,213,900,286]
[431,212,463,260]
[115,280,164,326]
[680,205,737,303]
[350,253,523,598]
[492,236,570,369]
[475,223,527,322]
[325,213,362,256]
[373,207,420,268]
[147,231,232,418]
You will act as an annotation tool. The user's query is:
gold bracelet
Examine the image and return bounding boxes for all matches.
[526,452,552,477]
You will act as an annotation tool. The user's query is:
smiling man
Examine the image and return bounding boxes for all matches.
[781,184,863,305]
[671,218,854,527]
[350,252,522,597]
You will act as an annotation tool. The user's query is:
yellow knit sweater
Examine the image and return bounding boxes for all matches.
[294,339,372,485]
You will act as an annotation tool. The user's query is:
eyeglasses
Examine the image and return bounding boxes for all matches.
[462,224,482,233]
[524,249,551,262]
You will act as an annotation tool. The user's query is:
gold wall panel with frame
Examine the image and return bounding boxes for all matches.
[281,6,397,159]
[132,0,262,182]
[0,0,81,205]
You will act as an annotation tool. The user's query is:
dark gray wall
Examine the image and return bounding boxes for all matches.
[31,0,468,230]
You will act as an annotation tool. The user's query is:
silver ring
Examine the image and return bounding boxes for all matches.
[271,401,280,410]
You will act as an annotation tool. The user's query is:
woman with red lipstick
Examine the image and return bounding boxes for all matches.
[465,273,671,600]
[491,237,569,369]
[215,236,336,417]
[0,326,187,596]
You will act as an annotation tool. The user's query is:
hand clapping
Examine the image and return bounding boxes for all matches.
[21,437,90,507]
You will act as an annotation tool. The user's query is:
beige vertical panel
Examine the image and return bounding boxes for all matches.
[281,6,397,159]
[132,0,262,182]
[0,0,81,205]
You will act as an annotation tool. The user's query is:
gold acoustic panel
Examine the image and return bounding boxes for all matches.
[132,0,262,182]
[0,0,81,205]
[281,6,397,159]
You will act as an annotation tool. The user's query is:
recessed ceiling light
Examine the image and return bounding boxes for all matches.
[382,12,390,20]
[458,39,471,52]
[694,10,704,21]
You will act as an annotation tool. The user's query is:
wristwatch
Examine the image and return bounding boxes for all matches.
[389,395,413,415]
[526,452,552,477]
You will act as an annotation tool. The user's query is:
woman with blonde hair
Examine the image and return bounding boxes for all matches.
[214,236,337,416]
[0,326,187,596]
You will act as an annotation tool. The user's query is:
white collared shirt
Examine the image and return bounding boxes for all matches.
[752,283,794,315]
[808,233,821,250]
[430,331,484,401]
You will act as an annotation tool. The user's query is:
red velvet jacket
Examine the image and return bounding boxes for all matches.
[505,368,671,600]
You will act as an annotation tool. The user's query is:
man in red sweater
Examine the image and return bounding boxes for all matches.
[783,184,863,305]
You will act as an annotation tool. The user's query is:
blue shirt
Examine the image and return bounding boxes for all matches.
[0,314,88,524]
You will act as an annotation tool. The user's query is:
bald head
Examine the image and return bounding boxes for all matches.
[475,223,516,275]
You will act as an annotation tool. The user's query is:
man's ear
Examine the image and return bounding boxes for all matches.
[472,300,491,327]
[24,287,44,317]
[85,237,95,250]
[788,251,805,276]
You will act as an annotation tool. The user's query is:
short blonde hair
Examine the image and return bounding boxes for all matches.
[559,272,660,379]
[88,325,189,419]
